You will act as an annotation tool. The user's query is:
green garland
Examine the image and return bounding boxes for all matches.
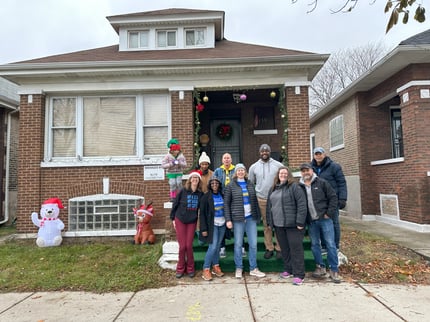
[278,86,289,166]
[190,90,202,170]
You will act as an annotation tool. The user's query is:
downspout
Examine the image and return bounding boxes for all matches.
[1,107,19,225]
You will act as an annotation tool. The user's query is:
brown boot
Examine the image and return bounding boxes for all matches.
[202,268,212,281]
[211,265,225,277]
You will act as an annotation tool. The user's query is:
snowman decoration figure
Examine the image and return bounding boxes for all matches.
[31,198,65,247]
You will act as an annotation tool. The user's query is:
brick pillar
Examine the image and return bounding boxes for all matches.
[285,86,310,168]
[17,94,45,232]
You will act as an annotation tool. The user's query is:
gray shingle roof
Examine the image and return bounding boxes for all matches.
[399,28,430,45]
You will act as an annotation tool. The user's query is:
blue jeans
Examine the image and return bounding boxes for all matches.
[308,217,338,272]
[321,208,340,249]
[203,224,226,269]
[232,219,258,271]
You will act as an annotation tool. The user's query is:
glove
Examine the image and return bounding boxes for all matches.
[338,200,346,209]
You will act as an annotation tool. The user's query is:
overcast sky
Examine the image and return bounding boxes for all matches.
[1,0,429,64]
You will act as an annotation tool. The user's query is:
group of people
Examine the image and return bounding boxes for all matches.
[167,140,347,285]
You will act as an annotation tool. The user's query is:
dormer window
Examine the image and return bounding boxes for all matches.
[157,30,177,48]
[128,30,149,49]
[185,28,206,46]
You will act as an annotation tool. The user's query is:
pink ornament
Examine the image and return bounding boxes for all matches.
[240,94,247,101]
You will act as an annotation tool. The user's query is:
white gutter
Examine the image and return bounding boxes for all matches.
[1,107,19,225]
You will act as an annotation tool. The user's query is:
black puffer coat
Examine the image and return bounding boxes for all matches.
[224,179,260,223]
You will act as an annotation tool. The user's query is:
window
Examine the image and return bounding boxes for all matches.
[128,30,149,48]
[310,133,315,160]
[253,106,275,130]
[329,115,344,150]
[47,94,169,162]
[157,30,176,47]
[185,28,205,46]
[391,109,403,158]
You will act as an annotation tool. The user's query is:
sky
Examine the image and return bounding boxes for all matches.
[0,0,429,64]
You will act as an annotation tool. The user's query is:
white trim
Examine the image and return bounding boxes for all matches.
[427,171,430,177]
[370,157,404,166]
[284,81,311,87]
[362,215,430,233]
[64,229,166,237]
[397,80,430,93]
[253,129,278,135]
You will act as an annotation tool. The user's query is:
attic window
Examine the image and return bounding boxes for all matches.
[128,30,149,49]
[157,30,176,48]
[185,28,205,46]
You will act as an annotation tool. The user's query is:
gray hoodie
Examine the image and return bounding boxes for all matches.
[248,158,283,199]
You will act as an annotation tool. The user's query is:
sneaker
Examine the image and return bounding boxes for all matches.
[329,270,341,284]
[250,268,266,278]
[312,265,327,278]
[292,277,304,285]
[242,247,247,257]
[211,265,224,277]
[276,251,283,260]
[219,247,226,258]
[279,271,292,279]
[188,272,195,278]
[176,272,184,279]
[202,268,212,281]
[235,268,243,279]
[264,250,274,259]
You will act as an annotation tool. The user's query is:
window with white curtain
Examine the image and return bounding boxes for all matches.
[157,30,176,47]
[185,28,205,46]
[329,115,344,151]
[48,94,169,162]
[128,30,149,48]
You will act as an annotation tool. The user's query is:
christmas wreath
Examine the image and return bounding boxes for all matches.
[216,123,233,141]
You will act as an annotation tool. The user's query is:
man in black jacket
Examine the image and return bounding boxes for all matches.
[299,163,341,283]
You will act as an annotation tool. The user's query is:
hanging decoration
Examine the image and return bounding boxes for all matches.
[216,123,233,141]
[278,86,289,166]
[191,90,203,170]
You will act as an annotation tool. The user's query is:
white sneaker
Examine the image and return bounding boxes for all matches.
[219,247,226,258]
[235,268,243,279]
[250,268,266,278]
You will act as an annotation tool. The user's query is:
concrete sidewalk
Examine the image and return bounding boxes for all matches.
[0,276,429,321]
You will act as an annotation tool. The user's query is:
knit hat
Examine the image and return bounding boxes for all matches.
[199,152,211,165]
[259,144,271,152]
[167,138,181,151]
[235,163,246,171]
[42,198,64,209]
[189,170,202,179]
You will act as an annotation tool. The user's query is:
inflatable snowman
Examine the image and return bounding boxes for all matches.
[31,198,65,247]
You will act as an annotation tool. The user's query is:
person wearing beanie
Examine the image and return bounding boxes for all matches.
[161,138,187,201]
[198,152,213,193]
[170,169,204,279]
[199,177,226,281]
[248,144,284,259]
[224,163,266,279]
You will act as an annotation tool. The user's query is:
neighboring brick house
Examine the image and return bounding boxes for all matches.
[0,77,19,226]
[0,9,327,237]
[310,29,430,232]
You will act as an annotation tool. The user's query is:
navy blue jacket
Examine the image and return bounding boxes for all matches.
[311,156,347,201]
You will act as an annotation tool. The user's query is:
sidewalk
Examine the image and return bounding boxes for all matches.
[1,217,430,321]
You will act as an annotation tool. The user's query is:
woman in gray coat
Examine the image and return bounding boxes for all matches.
[266,166,307,285]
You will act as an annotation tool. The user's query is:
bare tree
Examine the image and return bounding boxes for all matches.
[292,0,426,32]
[310,41,387,114]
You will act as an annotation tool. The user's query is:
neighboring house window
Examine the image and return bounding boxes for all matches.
[329,115,344,150]
[48,94,169,162]
[391,109,404,158]
[128,30,149,48]
[310,133,315,159]
[157,30,176,47]
[185,28,205,46]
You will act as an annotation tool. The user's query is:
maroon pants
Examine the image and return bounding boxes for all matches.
[174,218,197,274]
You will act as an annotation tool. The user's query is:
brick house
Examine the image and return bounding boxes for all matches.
[0,9,327,237]
[310,29,430,232]
[0,77,19,226]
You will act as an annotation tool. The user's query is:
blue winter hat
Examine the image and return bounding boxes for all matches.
[313,147,325,154]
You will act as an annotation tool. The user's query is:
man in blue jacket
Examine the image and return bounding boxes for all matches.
[311,147,347,251]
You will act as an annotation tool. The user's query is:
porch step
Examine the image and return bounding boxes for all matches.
[192,224,317,273]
